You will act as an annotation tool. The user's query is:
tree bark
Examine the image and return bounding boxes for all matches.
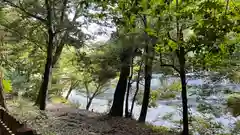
[178,47,189,135]
[125,57,134,118]
[86,97,93,110]
[109,61,130,116]
[130,58,143,117]
[65,84,73,100]
[35,0,54,110]
[139,42,154,122]
[0,79,6,109]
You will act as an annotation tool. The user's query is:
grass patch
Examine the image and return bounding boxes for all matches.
[50,96,69,104]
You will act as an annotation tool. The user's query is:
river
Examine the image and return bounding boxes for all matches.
[64,73,240,134]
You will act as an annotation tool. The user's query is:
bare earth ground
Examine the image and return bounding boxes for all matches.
[7,100,176,135]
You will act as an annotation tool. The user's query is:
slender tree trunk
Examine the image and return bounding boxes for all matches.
[125,82,131,117]
[109,61,130,116]
[0,79,6,109]
[130,58,143,117]
[65,85,73,100]
[139,44,154,122]
[178,47,189,135]
[86,88,99,110]
[125,57,134,118]
[36,0,54,110]
[86,97,93,110]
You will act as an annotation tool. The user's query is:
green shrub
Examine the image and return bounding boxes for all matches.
[232,120,240,134]
[159,92,176,99]
[136,90,159,108]
[227,94,240,116]
[190,116,224,135]
[144,124,171,134]
[135,80,180,107]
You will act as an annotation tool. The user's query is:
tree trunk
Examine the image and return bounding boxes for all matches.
[178,47,189,135]
[0,80,6,109]
[130,58,143,117]
[86,97,93,110]
[109,62,130,117]
[35,0,54,110]
[138,44,154,122]
[65,85,73,100]
[125,58,134,118]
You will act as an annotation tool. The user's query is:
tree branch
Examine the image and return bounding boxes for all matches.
[60,0,68,23]
[52,2,82,66]
[161,63,180,73]
[3,0,47,24]
[159,50,180,73]
[1,23,45,51]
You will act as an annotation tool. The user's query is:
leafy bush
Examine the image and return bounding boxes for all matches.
[144,124,171,134]
[197,103,222,117]
[135,80,181,107]
[190,116,224,135]
[159,92,176,99]
[157,79,181,99]
[227,94,240,116]
[232,120,240,134]
[136,90,160,108]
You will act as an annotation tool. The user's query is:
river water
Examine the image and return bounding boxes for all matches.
[65,73,240,134]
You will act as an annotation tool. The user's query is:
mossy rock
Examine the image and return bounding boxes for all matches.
[227,94,240,116]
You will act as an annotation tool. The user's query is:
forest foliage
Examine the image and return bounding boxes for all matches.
[0,0,240,135]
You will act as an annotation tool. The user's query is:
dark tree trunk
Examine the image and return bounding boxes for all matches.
[138,44,154,122]
[130,58,143,117]
[178,47,189,135]
[35,0,54,110]
[125,58,134,118]
[125,83,131,117]
[65,85,73,100]
[86,97,93,110]
[109,62,130,117]
[86,88,99,110]
[0,79,6,109]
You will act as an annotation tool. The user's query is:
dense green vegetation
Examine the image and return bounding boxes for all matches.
[1,0,240,135]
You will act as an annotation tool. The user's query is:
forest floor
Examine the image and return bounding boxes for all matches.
[6,98,176,135]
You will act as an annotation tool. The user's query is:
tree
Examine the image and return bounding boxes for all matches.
[76,46,117,110]
[153,0,239,134]
[129,57,144,117]
[108,32,144,116]
[2,0,88,110]
[125,56,134,118]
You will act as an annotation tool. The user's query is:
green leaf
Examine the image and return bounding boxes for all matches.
[145,28,157,37]
[2,79,12,93]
